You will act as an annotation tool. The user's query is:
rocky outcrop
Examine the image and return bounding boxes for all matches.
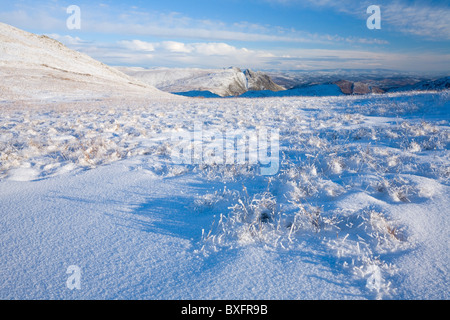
[244,69,285,92]
[334,80,384,95]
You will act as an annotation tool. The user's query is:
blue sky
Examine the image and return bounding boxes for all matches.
[1,0,449,72]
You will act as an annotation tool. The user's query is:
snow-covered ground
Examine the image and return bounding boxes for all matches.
[1,90,449,300]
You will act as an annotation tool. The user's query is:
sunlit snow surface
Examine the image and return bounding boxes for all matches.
[0,91,449,299]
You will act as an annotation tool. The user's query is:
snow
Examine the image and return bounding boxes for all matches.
[0,23,175,101]
[116,66,284,97]
[0,91,449,300]
[116,66,248,97]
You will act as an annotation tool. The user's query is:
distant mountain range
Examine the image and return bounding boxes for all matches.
[118,66,449,98]
[390,76,450,92]
[264,69,449,97]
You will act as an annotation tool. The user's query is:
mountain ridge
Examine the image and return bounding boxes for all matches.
[117,66,285,97]
[0,22,172,101]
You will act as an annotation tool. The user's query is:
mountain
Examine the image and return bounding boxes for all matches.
[243,69,285,92]
[390,76,450,92]
[116,66,285,97]
[0,23,171,101]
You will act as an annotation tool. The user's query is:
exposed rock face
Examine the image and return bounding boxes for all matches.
[244,69,285,92]
[371,86,385,94]
[334,80,384,95]
[334,80,353,94]
[226,67,248,96]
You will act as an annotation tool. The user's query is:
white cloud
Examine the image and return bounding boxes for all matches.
[0,2,388,46]
[3,1,447,71]
[270,48,450,71]
[46,34,86,46]
[118,40,156,52]
[267,0,450,40]
[117,40,251,56]
[51,34,448,72]
[160,41,192,53]
[383,1,450,40]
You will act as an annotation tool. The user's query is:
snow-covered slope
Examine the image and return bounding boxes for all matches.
[0,23,172,101]
[117,66,284,97]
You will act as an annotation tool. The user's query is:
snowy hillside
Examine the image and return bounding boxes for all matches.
[0,23,172,101]
[116,66,284,97]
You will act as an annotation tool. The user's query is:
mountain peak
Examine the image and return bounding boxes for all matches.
[243,69,285,92]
